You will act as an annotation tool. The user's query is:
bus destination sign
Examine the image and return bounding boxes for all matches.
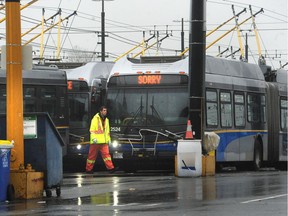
[138,75,162,85]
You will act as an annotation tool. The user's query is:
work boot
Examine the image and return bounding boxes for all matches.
[86,170,93,174]
[109,167,119,173]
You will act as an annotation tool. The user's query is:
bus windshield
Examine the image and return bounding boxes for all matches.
[68,93,89,128]
[107,88,188,127]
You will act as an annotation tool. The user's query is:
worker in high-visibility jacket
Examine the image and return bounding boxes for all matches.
[86,106,117,173]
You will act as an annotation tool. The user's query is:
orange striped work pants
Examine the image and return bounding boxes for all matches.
[86,144,114,172]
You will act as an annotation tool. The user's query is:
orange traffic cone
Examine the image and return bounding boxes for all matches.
[185,120,193,139]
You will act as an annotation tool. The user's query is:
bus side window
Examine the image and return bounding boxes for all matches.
[0,85,6,113]
[261,95,266,123]
[40,87,56,119]
[24,87,36,112]
[234,93,245,127]
[206,89,218,127]
[220,91,232,128]
[247,93,264,123]
[280,98,288,131]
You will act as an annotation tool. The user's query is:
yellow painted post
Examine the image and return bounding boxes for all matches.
[6,0,24,169]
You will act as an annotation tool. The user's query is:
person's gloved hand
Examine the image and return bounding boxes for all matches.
[92,138,97,144]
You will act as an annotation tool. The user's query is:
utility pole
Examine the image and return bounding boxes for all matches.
[189,0,206,140]
[100,0,105,61]
[92,0,114,61]
[181,18,184,53]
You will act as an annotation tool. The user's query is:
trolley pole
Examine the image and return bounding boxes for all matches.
[5,0,24,169]
[188,0,206,140]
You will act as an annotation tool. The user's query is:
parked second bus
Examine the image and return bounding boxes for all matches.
[65,61,114,161]
[105,56,287,171]
[0,65,69,154]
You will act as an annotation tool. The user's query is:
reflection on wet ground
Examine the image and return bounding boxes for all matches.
[0,171,287,216]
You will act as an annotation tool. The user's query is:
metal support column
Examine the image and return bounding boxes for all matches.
[6,0,24,169]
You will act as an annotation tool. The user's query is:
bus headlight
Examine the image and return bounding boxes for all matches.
[76,144,82,150]
[112,140,119,148]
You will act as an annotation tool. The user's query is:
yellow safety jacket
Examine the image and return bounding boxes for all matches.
[90,113,110,144]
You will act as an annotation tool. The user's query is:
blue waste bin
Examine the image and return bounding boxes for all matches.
[0,140,13,202]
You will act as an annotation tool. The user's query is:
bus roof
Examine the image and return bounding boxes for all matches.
[0,67,67,85]
[66,61,114,86]
[109,56,265,81]
[276,69,287,85]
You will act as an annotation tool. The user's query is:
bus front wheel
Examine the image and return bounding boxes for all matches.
[253,140,263,171]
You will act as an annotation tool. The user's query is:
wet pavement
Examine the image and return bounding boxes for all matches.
[0,170,287,216]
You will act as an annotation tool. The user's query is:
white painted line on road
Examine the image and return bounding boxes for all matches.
[241,194,288,204]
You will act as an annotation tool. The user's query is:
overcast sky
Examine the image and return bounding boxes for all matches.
[3,0,287,69]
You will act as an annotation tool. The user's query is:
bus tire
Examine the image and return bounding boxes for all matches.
[253,139,263,171]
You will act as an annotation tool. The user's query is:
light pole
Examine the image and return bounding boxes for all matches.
[92,0,113,62]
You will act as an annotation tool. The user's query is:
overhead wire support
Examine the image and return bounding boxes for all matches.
[179,7,246,57]
[281,62,288,69]
[21,9,60,38]
[216,46,229,57]
[0,0,38,24]
[206,8,264,50]
[226,47,241,58]
[206,7,246,37]
[113,32,155,62]
[23,11,77,46]
[232,5,245,60]
[132,32,170,59]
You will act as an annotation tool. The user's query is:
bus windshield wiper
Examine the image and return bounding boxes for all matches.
[149,96,164,124]
[123,96,144,133]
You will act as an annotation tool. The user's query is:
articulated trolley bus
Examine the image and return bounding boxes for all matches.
[106,56,287,171]
[0,65,69,154]
[65,62,114,159]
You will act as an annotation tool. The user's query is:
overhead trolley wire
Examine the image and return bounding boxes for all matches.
[59,0,82,57]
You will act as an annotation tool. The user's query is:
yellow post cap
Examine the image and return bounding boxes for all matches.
[0,140,14,148]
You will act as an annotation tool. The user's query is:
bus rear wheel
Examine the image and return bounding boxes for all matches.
[253,140,263,171]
